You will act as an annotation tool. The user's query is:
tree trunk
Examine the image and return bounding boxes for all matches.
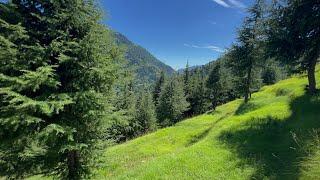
[67,150,80,180]
[212,100,217,110]
[244,92,249,103]
[307,61,317,94]
[307,51,319,94]
[244,67,252,103]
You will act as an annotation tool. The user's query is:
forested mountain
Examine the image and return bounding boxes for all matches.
[113,32,175,84]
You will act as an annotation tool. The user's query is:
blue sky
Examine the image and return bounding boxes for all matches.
[100,0,254,69]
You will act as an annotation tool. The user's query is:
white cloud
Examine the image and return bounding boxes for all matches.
[212,0,230,8]
[184,44,226,53]
[211,0,246,9]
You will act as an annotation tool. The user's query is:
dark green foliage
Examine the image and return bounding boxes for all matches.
[207,62,223,110]
[217,60,239,102]
[114,71,137,113]
[0,1,121,179]
[177,57,238,116]
[187,69,210,115]
[106,70,157,142]
[103,108,132,143]
[134,89,157,134]
[113,32,175,84]
[156,75,189,127]
[228,44,262,103]
[153,71,165,105]
[267,0,320,93]
[228,0,266,103]
[107,70,137,142]
[184,61,191,97]
[262,59,287,85]
[262,67,277,85]
[208,60,237,104]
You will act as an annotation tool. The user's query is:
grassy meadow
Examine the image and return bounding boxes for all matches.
[94,68,320,179]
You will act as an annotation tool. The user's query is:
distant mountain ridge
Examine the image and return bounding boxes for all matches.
[177,65,201,73]
[112,32,175,84]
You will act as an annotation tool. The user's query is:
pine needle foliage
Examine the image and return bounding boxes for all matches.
[0,1,121,179]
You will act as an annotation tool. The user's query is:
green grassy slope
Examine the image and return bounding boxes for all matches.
[97,68,320,180]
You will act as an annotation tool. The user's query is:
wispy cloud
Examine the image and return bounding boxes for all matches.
[184,44,226,53]
[211,0,246,9]
[212,0,230,8]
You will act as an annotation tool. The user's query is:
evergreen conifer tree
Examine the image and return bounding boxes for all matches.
[135,89,157,134]
[0,1,121,178]
[207,62,223,110]
[111,69,138,141]
[189,69,209,115]
[156,75,189,126]
[228,0,265,103]
[184,61,191,97]
[153,71,165,105]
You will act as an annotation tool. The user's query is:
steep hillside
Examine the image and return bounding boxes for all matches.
[97,67,320,179]
[113,32,175,83]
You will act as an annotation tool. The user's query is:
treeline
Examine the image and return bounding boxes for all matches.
[0,0,319,179]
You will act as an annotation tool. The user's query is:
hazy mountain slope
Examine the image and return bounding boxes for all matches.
[97,67,320,179]
[113,32,175,83]
[177,65,200,73]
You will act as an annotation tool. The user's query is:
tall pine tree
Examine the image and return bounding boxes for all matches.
[189,69,209,115]
[153,71,165,105]
[207,62,223,110]
[184,61,191,97]
[0,1,121,179]
[135,89,157,134]
[228,0,265,103]
[156,75,189,126]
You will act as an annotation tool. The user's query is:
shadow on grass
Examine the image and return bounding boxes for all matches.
[186,115,228,147]
[186,126,213,147]
[235,102,259,115]
[219,93,320,179]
